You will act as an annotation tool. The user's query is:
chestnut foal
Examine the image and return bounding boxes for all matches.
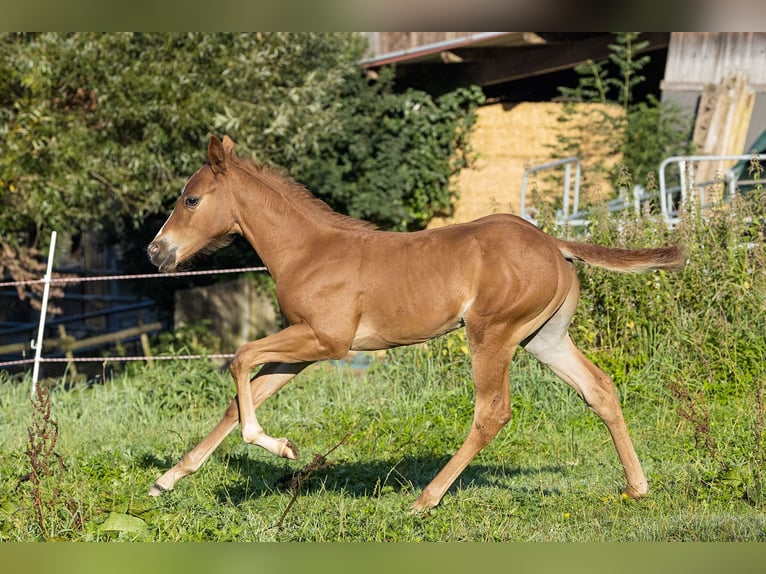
[147,135,685,511]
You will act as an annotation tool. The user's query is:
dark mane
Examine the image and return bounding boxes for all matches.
[232,155,378,232]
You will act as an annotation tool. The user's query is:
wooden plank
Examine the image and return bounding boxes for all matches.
[0,341,30,355]
[139,325,155,368]
[63,322,162,352]
[0,322,162,356]
[693,72,755,192]
[58,324,77,376]
[664,33,766,87]
[692,83,716,152]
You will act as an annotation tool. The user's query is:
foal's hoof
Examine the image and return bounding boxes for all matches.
[148,483,166,497]
[409,493,439,514]
[408,504,427,516]
[622,484,648,500]
[279,438,300,460]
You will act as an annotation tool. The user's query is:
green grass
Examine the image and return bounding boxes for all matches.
[2,187,765,542]
[1,340,764,542]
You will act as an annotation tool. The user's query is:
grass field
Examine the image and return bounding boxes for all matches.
[1,336,764,542]
[2,189,765,542]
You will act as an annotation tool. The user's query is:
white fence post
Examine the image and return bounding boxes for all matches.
[31,230,57,398]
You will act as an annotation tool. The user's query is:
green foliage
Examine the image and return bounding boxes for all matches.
[621,95,696,189]
[293,68,484,229]
[0,32,482,279]
[573,189,765,387]
[0,33,345,251]
[152,320,222,358]
[553,32,694,200]
[567,185,765,503]
[557,33,649,111]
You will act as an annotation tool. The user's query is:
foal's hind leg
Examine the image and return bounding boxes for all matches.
[523,290,648,499]
[149,361,311,496]
[411,326,515,512]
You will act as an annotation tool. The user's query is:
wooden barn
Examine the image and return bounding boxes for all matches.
[661,32,766,185]
[362,32,766,225]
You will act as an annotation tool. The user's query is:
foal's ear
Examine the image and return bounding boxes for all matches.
[207,135,228,175]
[221,135,237,156]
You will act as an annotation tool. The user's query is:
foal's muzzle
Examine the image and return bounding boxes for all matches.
[147,239,177,272]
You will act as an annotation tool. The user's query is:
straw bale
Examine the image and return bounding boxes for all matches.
[430,102,622,227]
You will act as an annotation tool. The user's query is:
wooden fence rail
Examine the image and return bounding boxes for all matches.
[0,321,162,372]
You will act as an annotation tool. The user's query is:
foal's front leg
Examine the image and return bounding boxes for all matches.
[149,361,311,496]
[230,323,344,458]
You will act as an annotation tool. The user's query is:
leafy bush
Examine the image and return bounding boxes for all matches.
[0,32,483,287]
[561,179,765,502]
[553,33,695,202]
[293,68,484,230]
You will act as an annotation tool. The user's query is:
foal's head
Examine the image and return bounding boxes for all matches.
[148,135,242,272]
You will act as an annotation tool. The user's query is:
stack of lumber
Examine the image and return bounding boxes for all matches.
[692,72,755,194]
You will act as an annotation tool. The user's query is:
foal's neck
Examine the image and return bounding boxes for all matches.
[233,163,373,277]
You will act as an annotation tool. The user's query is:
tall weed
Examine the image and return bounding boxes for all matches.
[563,183,765,504]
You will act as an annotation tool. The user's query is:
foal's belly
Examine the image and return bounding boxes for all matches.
[350,321,463,351]
[350,301,467,351]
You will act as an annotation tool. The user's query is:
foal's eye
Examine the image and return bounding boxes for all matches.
[184,196,200,209]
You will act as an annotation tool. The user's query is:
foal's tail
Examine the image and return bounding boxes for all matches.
[556,240,687,273]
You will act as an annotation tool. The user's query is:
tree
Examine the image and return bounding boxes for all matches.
[293,67,484,230]
[0,33,482,297]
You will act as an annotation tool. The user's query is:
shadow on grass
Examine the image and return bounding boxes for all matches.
[209,452,566,505]
[138,452,179,472]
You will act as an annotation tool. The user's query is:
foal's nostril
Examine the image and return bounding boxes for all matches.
[147,239,177,272]
[147,240,165,264]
